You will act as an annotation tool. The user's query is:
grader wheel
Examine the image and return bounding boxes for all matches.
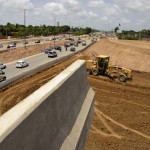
[92,68,99,76]
[86,68,92,75]
[118,74,127,82]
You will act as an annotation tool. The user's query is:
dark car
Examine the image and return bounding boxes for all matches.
[44,48,52,54]
[35,40,40,43]
[0,74,6,82]
[53,45,62,51]
[64,43,71,47]
[70,46,76,51]
[23,41,28,44]
[77,40,82,44]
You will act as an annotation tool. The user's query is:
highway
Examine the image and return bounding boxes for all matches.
[0,38,61,52]
[1,40,91,84]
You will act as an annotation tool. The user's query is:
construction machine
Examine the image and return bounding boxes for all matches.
[86,55,132,82]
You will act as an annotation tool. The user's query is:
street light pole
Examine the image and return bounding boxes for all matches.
[24,9,27,49]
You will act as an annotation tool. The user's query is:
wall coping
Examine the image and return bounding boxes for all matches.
[0,59,85,143]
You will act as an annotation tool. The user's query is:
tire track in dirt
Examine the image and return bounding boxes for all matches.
[95,108,150,141]
[93,87,150,109]
[92,109,122,139]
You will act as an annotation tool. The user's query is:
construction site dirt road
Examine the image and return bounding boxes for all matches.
[0,39,150,150]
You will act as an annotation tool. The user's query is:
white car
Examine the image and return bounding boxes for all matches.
[0,63,6,69]
[48,51,57,58]
[46,38,53,41]
[16,60,29,68]
[0,44,3,48]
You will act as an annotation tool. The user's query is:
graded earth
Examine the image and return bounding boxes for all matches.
[0,39,150,150]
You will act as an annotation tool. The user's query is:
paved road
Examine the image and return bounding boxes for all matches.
[3,40,91,81]
[0,35,81,52]
[0,38,61,52]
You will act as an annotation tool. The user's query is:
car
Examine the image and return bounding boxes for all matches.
[45,38,53,41]
[53,45,62,51]
[16,60,29,68]
[77,40,82,44]
[48,51,57,58]
[23,41,28,44]
[0,74,6,82]
[0,44,3,48]
[44,48,52,54]
[35,40,40,43]
[91,39,95,42]
[74,42,78,47]
[0,63,6,69]
[64,43,71,47]
[70,46,76,51]
[82,42,86,46]
[7,42,16,48]
[0,69,5,75]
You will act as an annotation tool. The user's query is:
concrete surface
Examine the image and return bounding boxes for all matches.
[0,60,95,150]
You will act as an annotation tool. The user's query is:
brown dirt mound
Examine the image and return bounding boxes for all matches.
[83,39,150,72]
[0,39,150,150]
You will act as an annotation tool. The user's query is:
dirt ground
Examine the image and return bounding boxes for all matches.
[83,38,150,72]
[0,39,150,150]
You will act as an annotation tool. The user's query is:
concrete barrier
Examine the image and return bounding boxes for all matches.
[0,60,95,150]
[0,42,95,89]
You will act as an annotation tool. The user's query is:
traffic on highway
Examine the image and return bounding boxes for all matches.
[0,37,63,52]
[0,38,92,87]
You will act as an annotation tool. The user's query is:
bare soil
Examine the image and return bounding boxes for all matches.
[0,39,150,150]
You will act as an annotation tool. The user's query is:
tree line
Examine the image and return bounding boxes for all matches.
[114,27,150,40]
[0,22,92,38]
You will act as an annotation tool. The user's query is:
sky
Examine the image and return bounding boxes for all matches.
[0,0,150,31]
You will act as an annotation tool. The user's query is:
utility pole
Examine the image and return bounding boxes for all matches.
[6,27,7,40]
[24,9,27,49]
[53,15,56,47]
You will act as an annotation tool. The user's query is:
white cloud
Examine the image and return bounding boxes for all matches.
[89,0,104,8]
[77,10,87,18]
[115,0,150,12]
[101,16,108,21]
[89,12,98,18]
[59,0,80,13]
[121,18,130,24]
[0,0,33,9]
[43,2,67,15]
[0,0,149,30]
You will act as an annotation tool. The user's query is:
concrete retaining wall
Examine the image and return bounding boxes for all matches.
[0,42,95,89]
[0,60,95,150]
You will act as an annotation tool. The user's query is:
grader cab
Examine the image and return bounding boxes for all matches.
[86,55,132,82]
[86,55,110,75]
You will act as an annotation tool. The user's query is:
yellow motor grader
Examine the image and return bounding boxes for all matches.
[86,55,132,82]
